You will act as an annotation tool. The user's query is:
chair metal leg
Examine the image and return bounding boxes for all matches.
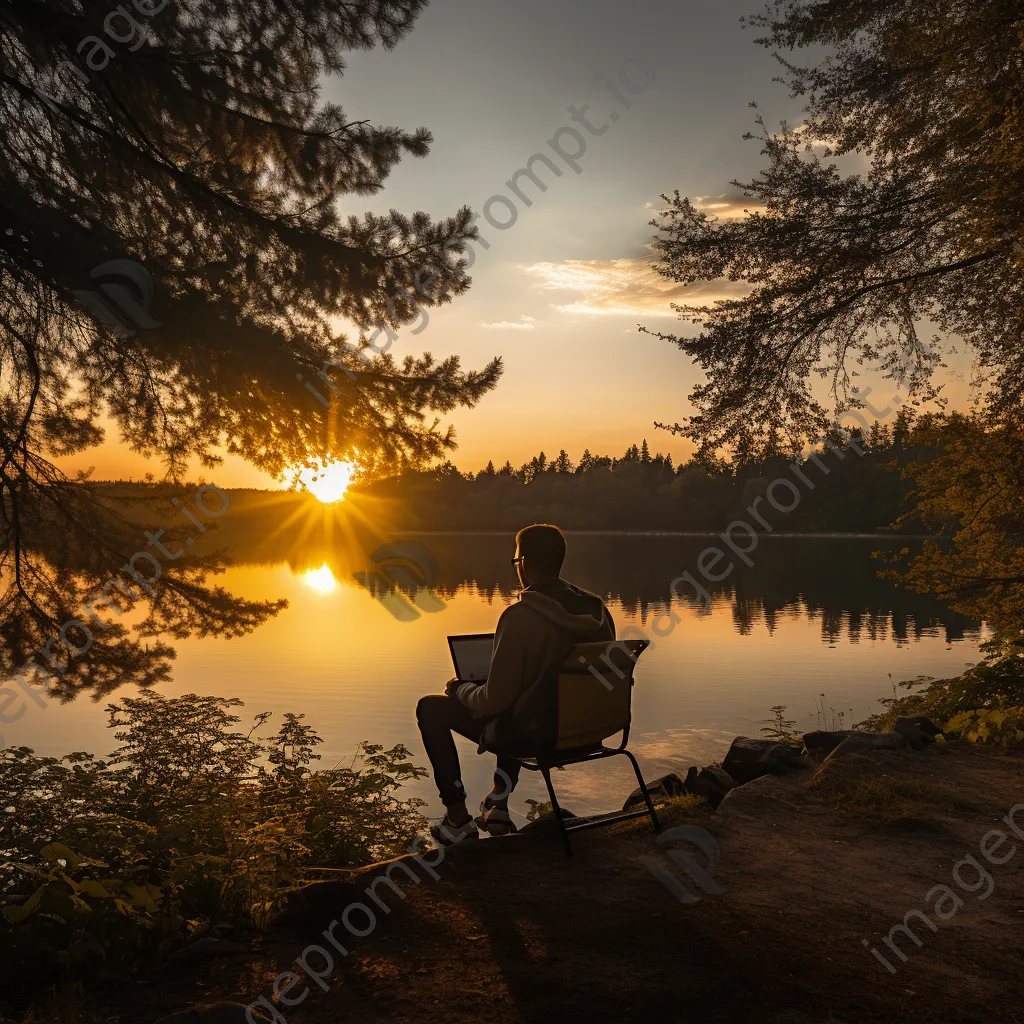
[541,766,573,858]
[622,749,661,833]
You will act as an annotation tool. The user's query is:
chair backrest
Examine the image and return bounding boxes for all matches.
[554,639,648,750]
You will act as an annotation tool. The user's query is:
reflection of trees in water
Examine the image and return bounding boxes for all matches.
[4,490,285,701]
[204,513,981,647]
[420,535,979,645]
[0,0,501,706]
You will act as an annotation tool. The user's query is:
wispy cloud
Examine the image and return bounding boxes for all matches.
[523,257,748,317]
[644,192,767,220]
[480,315,537,330]
[691,192,767,220]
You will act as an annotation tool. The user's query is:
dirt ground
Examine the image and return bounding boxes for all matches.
[117,743,1024,1024]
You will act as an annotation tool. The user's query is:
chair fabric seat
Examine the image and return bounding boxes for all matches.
[490,638,658,856]
[516,743,605,768]
[555,645,634,750]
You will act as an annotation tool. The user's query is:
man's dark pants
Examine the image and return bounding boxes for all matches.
[416,694,521,809]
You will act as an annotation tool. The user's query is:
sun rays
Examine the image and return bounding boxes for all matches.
[244,478,405,596]
[294,459,357,504]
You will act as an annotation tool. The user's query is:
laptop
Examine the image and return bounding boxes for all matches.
[447,633,495,682]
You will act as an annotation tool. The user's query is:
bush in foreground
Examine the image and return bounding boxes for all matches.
[0,693,426,1002]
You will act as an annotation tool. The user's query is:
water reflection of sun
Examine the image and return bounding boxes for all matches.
[304,563,338,593]
[296,459,356,504]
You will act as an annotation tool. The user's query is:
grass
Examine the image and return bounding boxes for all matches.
[805,768,976,822]
[659,794,712,818]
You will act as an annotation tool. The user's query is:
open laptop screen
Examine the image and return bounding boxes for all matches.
[447,633,494,682]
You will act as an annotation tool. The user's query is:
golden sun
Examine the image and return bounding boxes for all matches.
[304,563,338,593]
[296,459,356,504]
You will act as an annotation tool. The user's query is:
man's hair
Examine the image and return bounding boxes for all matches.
[516,523,566,575]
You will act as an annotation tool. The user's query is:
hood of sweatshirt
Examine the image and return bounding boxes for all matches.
[518,585,606,635]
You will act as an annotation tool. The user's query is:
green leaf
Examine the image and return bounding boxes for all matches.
[125,884,162,910]
[2,885,44,924]
[74,879,116,899]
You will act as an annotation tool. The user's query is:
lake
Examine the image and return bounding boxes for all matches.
[6,525,984,827]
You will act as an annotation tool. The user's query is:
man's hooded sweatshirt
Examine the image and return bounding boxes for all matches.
[454,580,614,749]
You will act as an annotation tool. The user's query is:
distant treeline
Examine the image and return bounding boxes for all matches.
[357,415,924,533]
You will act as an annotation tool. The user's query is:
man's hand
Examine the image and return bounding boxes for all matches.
[444,677,461,697]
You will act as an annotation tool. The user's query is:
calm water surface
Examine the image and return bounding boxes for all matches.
[10,532,984,824]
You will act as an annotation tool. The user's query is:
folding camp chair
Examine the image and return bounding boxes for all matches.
[512,638,660,857]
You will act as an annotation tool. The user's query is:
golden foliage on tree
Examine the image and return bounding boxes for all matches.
[893,413,1024,643]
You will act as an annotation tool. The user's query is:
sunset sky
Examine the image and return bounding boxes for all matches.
[67,0,977,488]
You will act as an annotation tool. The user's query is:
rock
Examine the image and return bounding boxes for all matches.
[167,936,248,962]
[717,771,806,814]
[682,765,736,808]
[826,731,905,760]
[826,718,943,761]
[520,807,579,831]
[894,716,943,749]
[154,1002,270,1024]
[721,737,814,785]
[802,730,853,757]
[622,772,687,811]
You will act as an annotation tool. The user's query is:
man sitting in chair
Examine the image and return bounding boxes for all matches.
[416,523,615,846]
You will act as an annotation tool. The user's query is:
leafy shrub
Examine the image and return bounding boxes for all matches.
[759,705,803,747]
[858,644,1024,732]
[525,799,552,821]
[0,693,426,1001]
[943,707,1024,749]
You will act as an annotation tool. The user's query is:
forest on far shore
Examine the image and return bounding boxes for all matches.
[355,412,925,533]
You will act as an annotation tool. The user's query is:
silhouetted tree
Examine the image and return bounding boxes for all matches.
[892,409,915,451]
[645,0,1024,459]
[0,0,501,693]
[523,452,547,483]
[867,422,892,453]
[356,435,923,534]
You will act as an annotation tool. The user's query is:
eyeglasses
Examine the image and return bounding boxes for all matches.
[510,555,524,567]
